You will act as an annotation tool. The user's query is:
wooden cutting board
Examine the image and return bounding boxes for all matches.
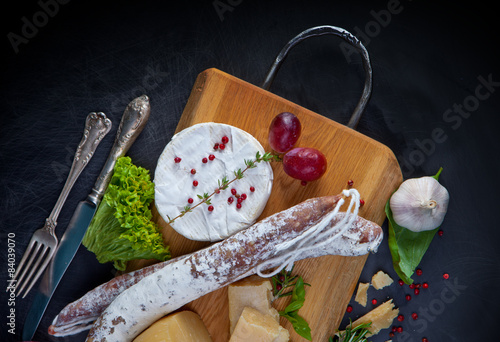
[131,68,402,341]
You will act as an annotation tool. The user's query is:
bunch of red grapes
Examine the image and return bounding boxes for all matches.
[268,112,327,183]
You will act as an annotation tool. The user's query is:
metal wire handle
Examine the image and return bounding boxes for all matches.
[261,25,373,129]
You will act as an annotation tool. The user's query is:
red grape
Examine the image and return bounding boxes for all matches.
[268,112,301,153]
[282,147,327,182]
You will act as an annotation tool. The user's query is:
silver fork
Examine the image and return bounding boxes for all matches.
[9,112,112,298]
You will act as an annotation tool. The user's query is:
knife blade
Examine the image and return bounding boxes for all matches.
[22,201,95,340]
[22,95,151,340]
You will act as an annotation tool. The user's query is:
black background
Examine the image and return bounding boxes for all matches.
[1,1,499,341]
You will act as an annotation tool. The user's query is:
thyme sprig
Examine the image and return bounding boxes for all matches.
[166,151,278,225]
[330,319,372,342]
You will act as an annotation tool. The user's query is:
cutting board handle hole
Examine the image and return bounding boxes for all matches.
[261,25,373,130]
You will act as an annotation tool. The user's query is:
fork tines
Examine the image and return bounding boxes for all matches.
[8,231,56,298]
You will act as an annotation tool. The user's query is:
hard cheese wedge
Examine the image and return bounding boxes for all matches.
[229,307,289,342]
[351,299,399,336]
[354,282,369,307]
[371,270,393,290]
[228,275,279,334]
[133,311,213,342]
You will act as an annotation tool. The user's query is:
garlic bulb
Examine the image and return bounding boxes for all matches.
[390,176,449,232]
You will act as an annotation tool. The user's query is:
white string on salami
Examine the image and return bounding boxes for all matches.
[255,188,360,278]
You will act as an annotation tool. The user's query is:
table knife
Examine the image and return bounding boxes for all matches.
[22,95,151,341]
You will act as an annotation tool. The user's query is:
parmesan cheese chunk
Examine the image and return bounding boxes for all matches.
[354,282,369,307]
[133,311,213,342]
[228,275,279,334]
[229,307,289,342]
[351,299,399,336]
[371,270,393,290]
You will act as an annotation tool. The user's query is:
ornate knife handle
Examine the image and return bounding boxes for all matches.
[87,95,151,205]
[47,112,112,226]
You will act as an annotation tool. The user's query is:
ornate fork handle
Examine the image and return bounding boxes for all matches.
[44,112,112,233]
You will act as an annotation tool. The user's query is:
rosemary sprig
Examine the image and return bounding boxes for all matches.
[166,151,278,225]
[330,319,372,342]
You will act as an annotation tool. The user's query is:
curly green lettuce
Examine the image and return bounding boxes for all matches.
[82,156,170,271]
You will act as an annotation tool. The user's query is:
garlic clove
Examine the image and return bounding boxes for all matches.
[390,176,449,232]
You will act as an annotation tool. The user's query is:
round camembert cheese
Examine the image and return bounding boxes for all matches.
[155,122,273,241]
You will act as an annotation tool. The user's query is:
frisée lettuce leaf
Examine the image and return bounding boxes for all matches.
[82,156,170,271]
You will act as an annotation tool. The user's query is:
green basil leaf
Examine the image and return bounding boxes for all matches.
[283,276,306,312]
[292,277,305,302]
[278,276,311,340]
[386,205,413,284]
[283,300,303,313]
[282,311,312,341]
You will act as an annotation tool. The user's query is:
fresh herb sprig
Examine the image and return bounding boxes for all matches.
[272,266,310,299]
[330,319,372,342]
[279,276,311,340]
[166,151,278,224]
[272,267,312,341]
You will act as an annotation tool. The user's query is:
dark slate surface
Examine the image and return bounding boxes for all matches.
[1,1,499,341]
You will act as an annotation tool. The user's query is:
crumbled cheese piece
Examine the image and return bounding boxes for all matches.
[354,282,369,307]
[228,275,279,334]
[351,299,399,336]
[229,307,289,342]
[371,270,393,290]
[132,311,213,342]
